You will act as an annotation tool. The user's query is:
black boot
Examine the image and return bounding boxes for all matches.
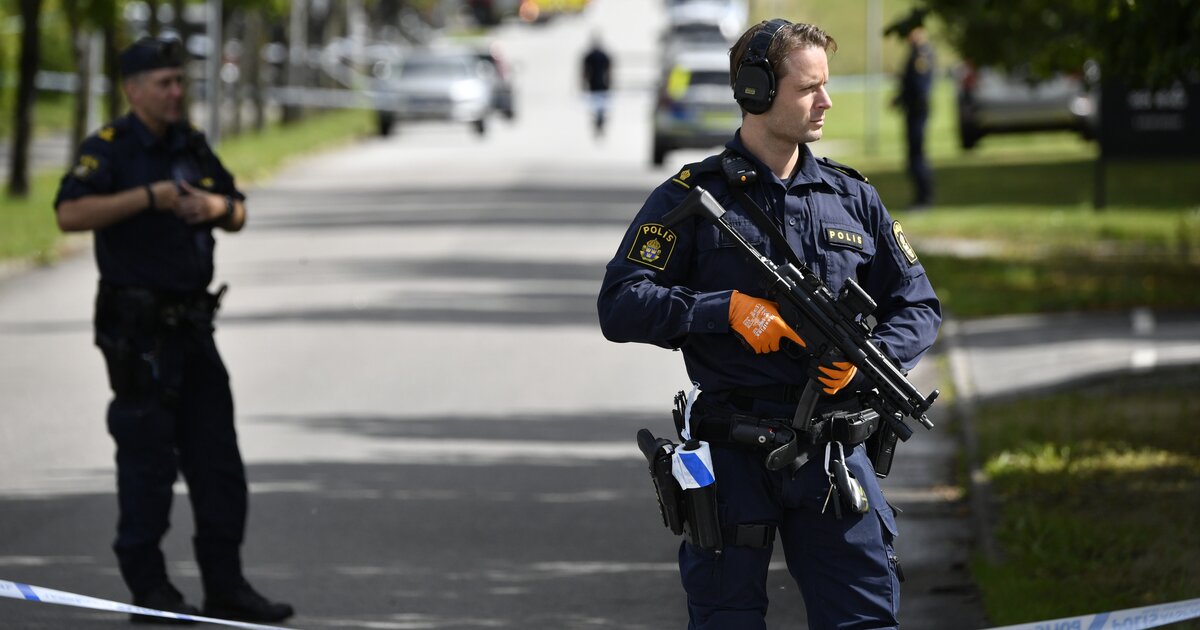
[203,580,294,622]
[130,583,200,625]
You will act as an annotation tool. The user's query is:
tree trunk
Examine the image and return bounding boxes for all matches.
[66,0,91,167]
[103,9,121,122]
[145,0,160,36]
[8,0,41,198]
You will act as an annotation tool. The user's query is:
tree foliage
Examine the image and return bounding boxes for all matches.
[923,0,1200,87]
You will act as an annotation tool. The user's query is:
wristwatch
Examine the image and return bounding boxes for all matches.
[222,195,235,222]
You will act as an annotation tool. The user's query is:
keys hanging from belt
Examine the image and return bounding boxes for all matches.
[821,441,869,519]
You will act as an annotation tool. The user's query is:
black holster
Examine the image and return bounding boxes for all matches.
[93,282,224,403]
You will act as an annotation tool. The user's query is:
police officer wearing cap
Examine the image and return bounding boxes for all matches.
[598,19,940,629]
[54,37,292,624]
[889,9,936,209]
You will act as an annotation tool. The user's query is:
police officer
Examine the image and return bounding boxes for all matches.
[598,20,941,629]
[581,33,613,137]
[889,9,936,209]
[53,38,293,624]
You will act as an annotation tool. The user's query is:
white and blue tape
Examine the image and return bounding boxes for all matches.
[671,440,715,489]
[1,579,295,629]
[6,575,1197,630]
[986,597,1200,630]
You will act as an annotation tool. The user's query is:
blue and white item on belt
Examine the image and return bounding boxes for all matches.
[672,439,715,489]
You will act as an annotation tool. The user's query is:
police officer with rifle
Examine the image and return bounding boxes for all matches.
[54,38,292,624]
[599,19,941,630]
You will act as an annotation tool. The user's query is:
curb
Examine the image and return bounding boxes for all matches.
[942,316,1003,564]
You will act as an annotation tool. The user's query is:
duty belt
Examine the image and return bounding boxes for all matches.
[98,281,226,332]
[688,397,881,472]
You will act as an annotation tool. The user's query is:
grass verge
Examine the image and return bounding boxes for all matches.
[970,366,1200,626]
[0,108,372,265]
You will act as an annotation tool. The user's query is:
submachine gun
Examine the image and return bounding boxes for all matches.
[661,186,940,473]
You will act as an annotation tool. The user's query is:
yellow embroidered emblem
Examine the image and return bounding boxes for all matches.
[626,223,677,271]
[199,177,214,188]
[97,127,115,142]
[672,168,694,189]
[72,154,100,179]
[893,221,918,265]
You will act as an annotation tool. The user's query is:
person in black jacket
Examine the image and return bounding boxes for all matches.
[53,37,292,625]
[582,33,613,137]
[889,9,936,209]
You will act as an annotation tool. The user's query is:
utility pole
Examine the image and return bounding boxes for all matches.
[865,0,883,155]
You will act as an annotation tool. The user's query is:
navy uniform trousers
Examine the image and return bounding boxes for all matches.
[98,289,248,598]
[679,398,901,630]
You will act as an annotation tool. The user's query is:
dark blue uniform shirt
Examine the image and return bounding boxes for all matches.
[54,113,244,292]
[899,40,935,115]
[598,134,941,394]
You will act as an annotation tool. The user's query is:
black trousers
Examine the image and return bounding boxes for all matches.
[96,290,247,598]
[905,110,934,205]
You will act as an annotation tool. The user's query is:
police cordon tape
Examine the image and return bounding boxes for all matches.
[1,579,295,629]
[4,576,1197,629]
[985,597,1200,630]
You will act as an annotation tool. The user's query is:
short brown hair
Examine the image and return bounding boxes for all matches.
[729,20,838,88]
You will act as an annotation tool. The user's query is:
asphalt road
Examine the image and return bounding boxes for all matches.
[9,1,1200,629]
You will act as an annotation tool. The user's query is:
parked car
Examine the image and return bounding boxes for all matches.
[652,49,742,166]
[664,0,746,40]
[372,48,497,137]
[955,63,1097,149]
[660,20,731,63]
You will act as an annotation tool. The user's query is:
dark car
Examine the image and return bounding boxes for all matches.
[651,49,742,166]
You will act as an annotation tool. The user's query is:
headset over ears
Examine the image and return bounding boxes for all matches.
[733,18,791,115]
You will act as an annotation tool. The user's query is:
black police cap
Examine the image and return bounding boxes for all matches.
[119,37,184,78]
[884,8,929,38]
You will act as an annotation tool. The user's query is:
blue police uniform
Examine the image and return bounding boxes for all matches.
[598,133,941,629]
[898,39,935,207]
[54,112,250,600]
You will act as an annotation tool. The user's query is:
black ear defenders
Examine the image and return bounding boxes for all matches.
[733,19,790,115]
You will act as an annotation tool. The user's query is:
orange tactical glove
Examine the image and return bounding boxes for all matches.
[817,361,859,395]
[728,291,806,354]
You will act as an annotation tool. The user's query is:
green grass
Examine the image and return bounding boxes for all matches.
[970,366,1200,627]
[0,92,75,138]
[816,82,1200,318]
[0,108,372,264]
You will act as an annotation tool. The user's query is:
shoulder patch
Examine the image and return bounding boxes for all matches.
[97,126,115,142]
[672,154,725,189]
[892,221,919,265]
[671,167,693,189]
[71,154,101,180]
[626,223,677,271]
[819,157,869,183]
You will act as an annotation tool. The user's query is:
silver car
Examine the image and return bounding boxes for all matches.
[652,49,742,166]
[956,63,1097,149]
[373,49,496,137]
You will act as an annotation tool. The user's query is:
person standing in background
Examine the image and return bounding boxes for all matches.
[53,37,293,625]
[889,9,935,210]
[582,33,614,138]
